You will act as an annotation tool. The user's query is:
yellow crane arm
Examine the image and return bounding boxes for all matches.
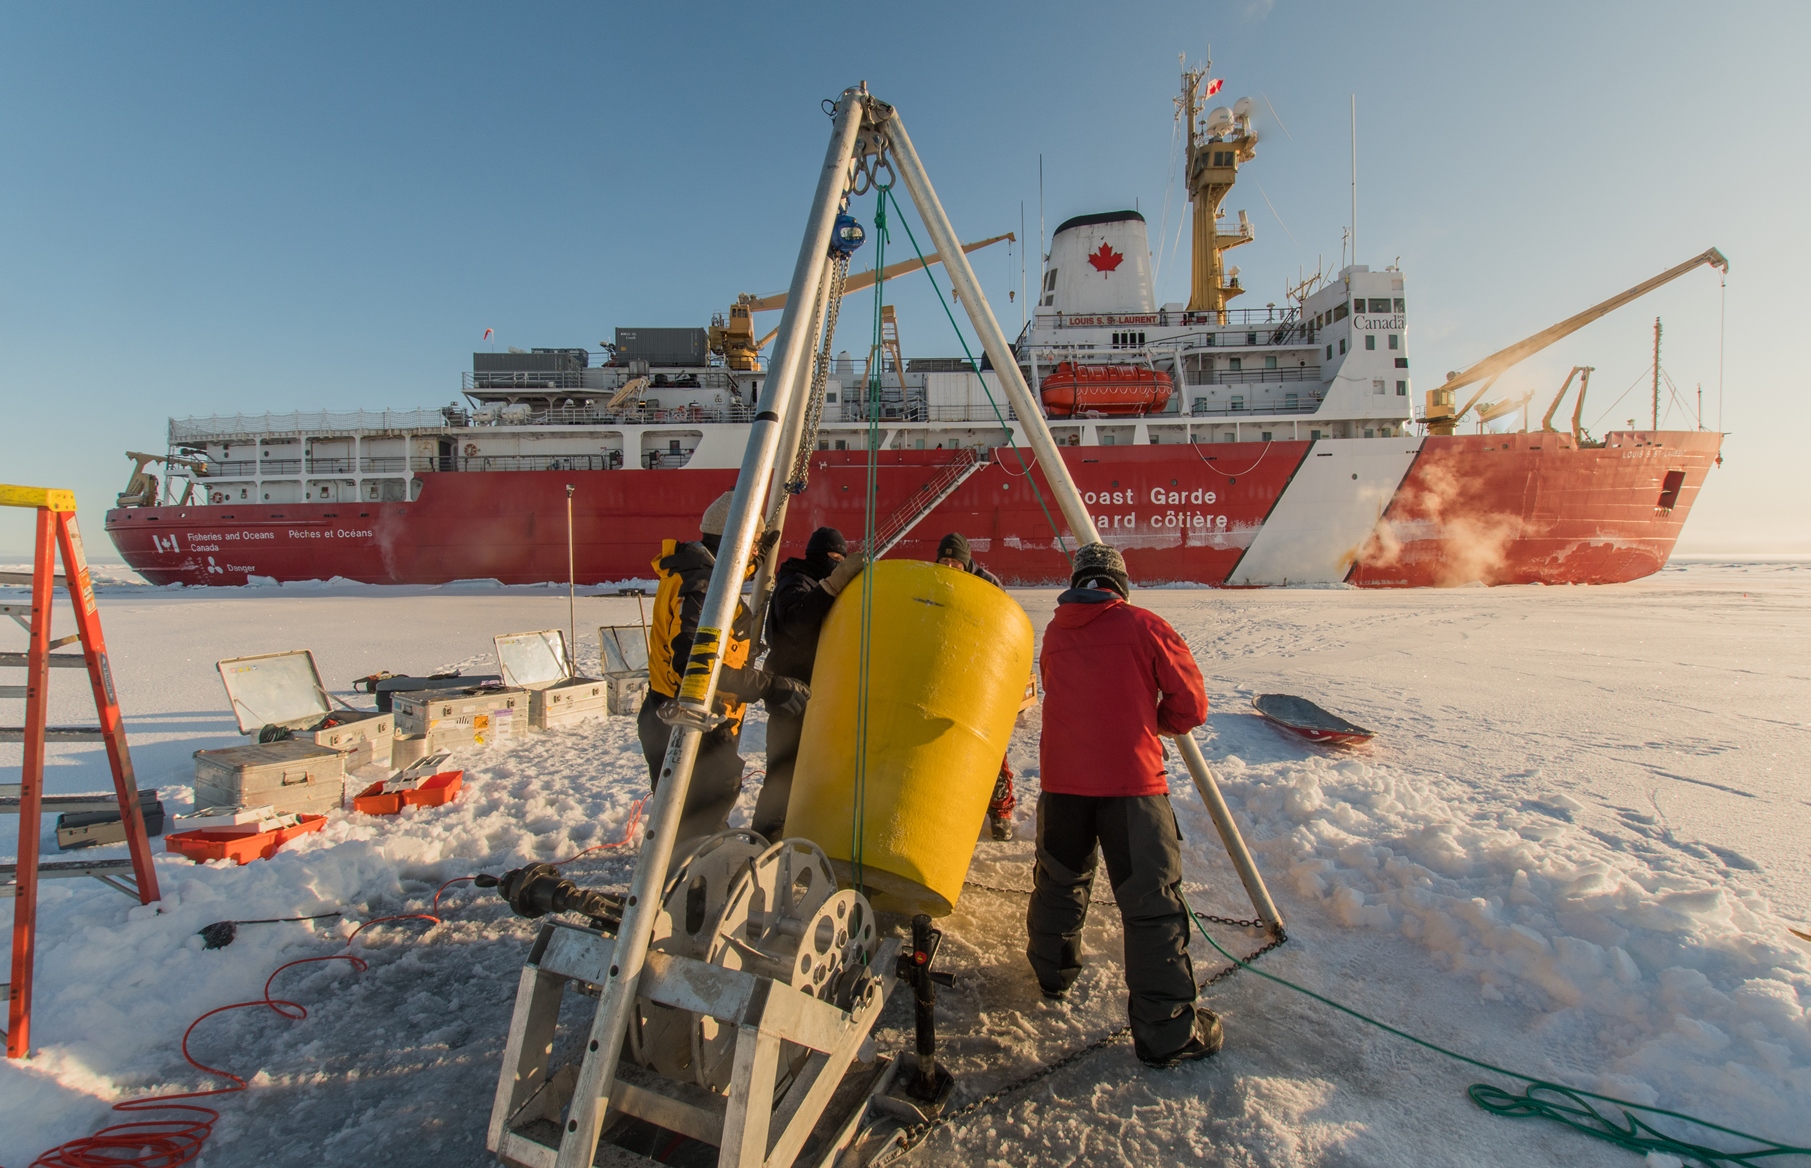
[742,232,1014,315]
[1439,247,1727,425]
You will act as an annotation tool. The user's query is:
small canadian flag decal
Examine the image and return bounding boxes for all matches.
[1087,242,1123,274]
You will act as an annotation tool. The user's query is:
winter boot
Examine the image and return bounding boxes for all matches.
[1137,1007,1224,1068]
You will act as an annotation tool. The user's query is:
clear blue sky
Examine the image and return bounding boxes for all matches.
[3,0,1804,559]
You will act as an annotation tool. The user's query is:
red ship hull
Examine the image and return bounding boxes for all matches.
[105,432,1722,589]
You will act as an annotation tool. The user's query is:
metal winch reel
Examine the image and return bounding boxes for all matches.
[631,831,879,1094]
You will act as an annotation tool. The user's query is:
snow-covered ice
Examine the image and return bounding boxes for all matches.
[2,561,1808,1166]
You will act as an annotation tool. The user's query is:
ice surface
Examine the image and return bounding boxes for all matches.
[2,561,1807,1165]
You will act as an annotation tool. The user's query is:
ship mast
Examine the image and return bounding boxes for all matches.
[1181,59,1257,320]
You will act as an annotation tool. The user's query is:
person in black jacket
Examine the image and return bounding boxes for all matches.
[932,531,1017,839]
[754,526,861,838]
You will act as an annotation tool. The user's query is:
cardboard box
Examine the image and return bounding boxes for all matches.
[495,629,607,730]
[193,740,345,817]
[217,649,393,768]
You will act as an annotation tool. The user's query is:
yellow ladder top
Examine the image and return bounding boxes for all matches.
[0,485,77,512]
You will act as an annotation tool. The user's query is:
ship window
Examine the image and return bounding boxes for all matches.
[1397,381,1408,395]
[1388,334,1399,350]
[1285,393,1298,409]
[1311,430,1323,440]
[1261,431,1272,441]
[669,439,681,452]
[1231,396,1245,411]
[1222,432,1236,442]
[834,439,846,450]
[1365,334,1376,351]
[1203,332,1215,346]
[818,439,829,450]
[1043,269,1057,291]
[1353,300,1363,314]
[1339,340,1347,355]
[1326,344,1333,359]
[1369,298,1392,313]
[915,439,926,449]
[1333,303,1347,320]
[1395,357,1408,368]
[1373,379,1386,394]
[1265,356,1277,369]
[1102,434,1115,445]
[1394,298,1405,312]
[1229,357,1242,371]
[1657,469,1685,509]
[825,392,837,402]
[1365,429,1375,438]
[1247,332,1258,345]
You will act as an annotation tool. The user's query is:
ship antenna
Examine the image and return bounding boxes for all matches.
[1349,94,1358,268]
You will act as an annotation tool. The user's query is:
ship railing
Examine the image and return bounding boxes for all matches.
[411,453,627,474]
[169,409,455,442]
[1037,306,1297,329]
[463,371,588,391]
[469,404,759,427]
[200,459,258,478]
[305,457,358,474]
[360,456,409,473]
[253,459,303,476]
[1185,400,1324,417]
[1183,368,1320,386]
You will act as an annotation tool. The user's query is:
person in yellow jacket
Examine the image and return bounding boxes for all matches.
[638,492,810,847]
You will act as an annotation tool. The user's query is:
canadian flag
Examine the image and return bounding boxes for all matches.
[1203,78,1223,98]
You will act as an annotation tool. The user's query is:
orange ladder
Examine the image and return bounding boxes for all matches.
[1,485,160,1058]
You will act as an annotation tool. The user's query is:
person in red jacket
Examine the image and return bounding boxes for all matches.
[1027,541,1224,1066]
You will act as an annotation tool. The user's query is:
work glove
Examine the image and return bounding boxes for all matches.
[823,552,865,597]
[755,528,782,561]
[764,675,811,719]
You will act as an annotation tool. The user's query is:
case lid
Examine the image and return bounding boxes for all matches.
[599,625,651,676]
[494,629,571,690]
[217,650,332,735]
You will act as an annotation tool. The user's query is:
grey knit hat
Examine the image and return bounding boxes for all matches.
[1071,542,1129,597]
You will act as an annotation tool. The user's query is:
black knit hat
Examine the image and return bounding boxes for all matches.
[1070,542,1129,598]
[806,527,848,559]
[935,532,972,567]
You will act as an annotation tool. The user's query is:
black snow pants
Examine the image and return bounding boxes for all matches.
[751,706,802,841]
[637,690,748,847]
[1026,791,1198,1060]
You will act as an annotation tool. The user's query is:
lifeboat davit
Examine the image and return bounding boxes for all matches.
[1038,361,1174,417]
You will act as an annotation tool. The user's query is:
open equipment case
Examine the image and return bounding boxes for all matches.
[599,623,652,715]
[494,629,607,730]
[216,649,394,769]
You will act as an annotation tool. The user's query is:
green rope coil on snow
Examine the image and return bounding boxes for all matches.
[1184,903,1811,1167]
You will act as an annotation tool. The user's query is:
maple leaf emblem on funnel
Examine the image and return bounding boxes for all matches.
[1087,241,1123,274]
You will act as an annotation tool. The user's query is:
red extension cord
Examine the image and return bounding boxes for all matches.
[21,799,646,1168]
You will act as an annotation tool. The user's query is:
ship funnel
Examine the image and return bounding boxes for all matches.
[1042,210,1156,316]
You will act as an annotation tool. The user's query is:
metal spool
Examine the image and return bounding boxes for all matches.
[629,829,768,1080]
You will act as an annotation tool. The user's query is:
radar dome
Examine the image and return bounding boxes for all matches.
[1205,106,1235,136]
[1232,96,1254,119]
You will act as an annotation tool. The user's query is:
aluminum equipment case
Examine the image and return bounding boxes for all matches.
[599,624,652,715]
[217,649,394,769]
[494,629,606,729]
[192,740,346,817]
[392,684,523,750]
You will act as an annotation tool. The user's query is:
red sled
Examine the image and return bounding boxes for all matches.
[1252,694,1374,746]
[353,770,463,816]
[165,814,327,865]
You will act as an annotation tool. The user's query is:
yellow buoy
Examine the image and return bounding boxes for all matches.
[784,559,1033,916]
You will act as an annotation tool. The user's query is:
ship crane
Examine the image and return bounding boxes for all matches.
[1423,247,1728,435]
[117,450,209,507]
[707,233,1014,370]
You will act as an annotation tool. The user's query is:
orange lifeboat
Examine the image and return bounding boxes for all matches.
[1038,361,1173,417]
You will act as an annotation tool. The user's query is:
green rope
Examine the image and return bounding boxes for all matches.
[882,187,1073,564]
[850,195,889,891]
[1184,904,1811,1166]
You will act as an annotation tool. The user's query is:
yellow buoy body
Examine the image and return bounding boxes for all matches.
[784,560,1033,916]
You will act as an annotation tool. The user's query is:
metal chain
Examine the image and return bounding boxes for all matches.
[787,250,853,494]
[892,887,1290,1157]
